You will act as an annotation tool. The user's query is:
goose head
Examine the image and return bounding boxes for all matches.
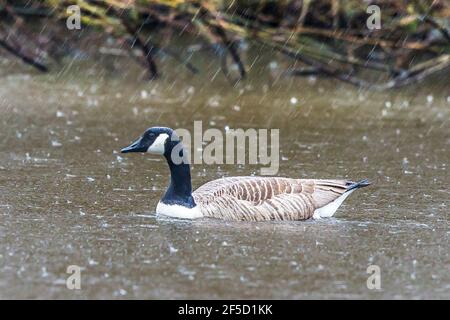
[121,127,178,156]
[121,127,195,209]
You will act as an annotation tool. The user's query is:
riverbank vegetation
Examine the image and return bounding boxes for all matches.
[1,0,449,89]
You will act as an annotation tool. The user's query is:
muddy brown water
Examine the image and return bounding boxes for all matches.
[0,52,449,299]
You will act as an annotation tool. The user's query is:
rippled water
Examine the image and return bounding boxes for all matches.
[0,52,449,299]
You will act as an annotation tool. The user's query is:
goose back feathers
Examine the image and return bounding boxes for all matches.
[193,177,368,221]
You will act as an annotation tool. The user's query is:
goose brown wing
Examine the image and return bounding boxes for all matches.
[192,177,353,221]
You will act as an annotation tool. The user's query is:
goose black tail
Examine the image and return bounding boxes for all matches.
[346,179,371,192]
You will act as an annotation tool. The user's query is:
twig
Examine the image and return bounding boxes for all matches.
[422,16,450,43]
[270,40,450,90]
[0,38,48,72]
[283,67,322,77]
[121,19,158,79]
[197,5,246,80]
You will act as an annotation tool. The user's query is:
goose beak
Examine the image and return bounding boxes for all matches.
[121,137,146,153]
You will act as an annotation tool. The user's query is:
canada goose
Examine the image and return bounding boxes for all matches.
[121,127,370,221]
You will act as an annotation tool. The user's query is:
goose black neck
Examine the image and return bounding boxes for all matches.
[161,143,195,207]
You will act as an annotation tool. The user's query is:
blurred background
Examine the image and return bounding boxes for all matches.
[0,1,449,299]
[1,0,449,86]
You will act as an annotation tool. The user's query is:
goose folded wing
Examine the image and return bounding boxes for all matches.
[193,177,352,221]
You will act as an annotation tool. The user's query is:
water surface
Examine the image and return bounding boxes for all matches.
[0,52,449,299]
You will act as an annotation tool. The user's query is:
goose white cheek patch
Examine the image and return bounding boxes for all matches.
[147,133,169,154]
